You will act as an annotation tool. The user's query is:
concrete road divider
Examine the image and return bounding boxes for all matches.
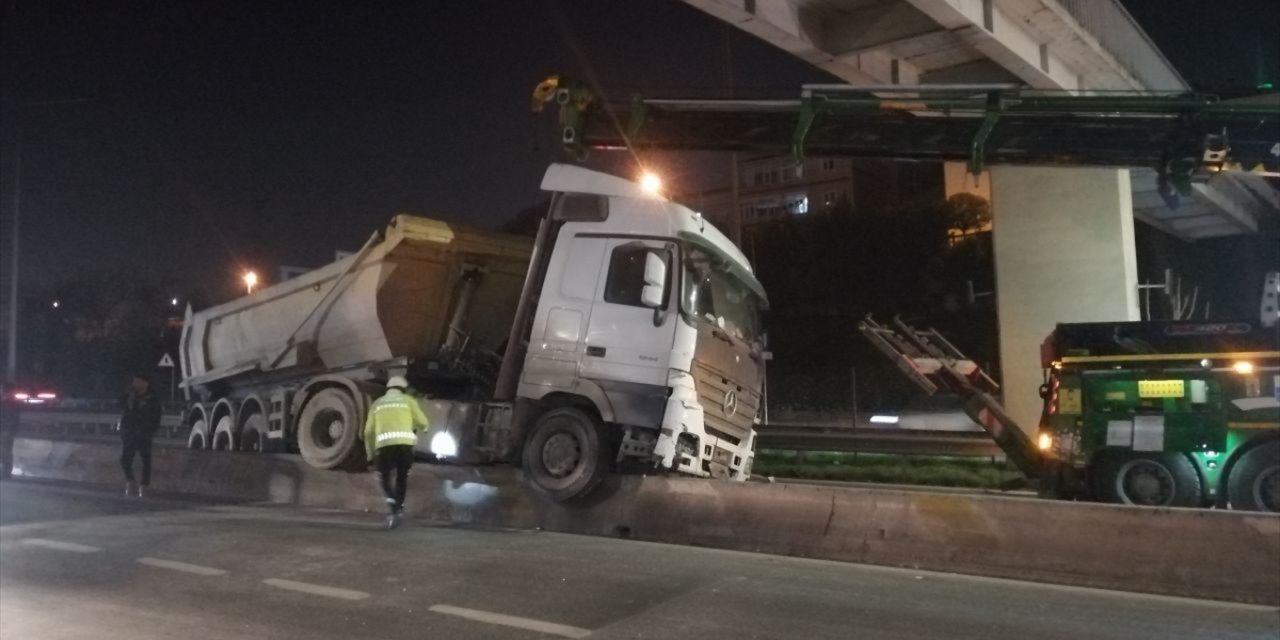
[8,437,1279,606]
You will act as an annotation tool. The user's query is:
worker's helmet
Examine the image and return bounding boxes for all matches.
[386,376,409,390]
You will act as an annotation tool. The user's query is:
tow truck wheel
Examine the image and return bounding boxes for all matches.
[187,419,209,450]
[1096,453,1201,508]
[1227,441,1280,513]
[521,406,609,503]
[297,388,361,470]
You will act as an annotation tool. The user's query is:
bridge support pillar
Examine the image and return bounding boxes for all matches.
[991,166,1140,435]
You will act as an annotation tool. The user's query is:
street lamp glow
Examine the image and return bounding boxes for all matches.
[243,271,259,294]
[51,300,59,309]
[171,297,179,307]
[639,171,663,195]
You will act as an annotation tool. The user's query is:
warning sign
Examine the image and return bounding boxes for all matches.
[157,353,175,368]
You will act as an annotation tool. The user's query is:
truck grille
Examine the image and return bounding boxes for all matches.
[693,361,759,445]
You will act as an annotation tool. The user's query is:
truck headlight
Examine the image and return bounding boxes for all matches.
[1037,433,1053,451]
[430,431,458,457]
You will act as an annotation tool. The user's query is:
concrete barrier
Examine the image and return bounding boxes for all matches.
[8,437,1279,606]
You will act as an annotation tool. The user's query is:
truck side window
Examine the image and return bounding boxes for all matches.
[604,243,665,308]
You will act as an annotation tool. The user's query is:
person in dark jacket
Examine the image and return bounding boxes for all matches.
[120,373,161,496]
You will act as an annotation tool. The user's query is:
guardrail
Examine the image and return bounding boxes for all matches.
[17,410,185,442]
[755,425,1004,458]
[18,409,1005,459]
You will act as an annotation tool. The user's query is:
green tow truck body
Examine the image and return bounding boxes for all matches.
[1040,321,1279,510]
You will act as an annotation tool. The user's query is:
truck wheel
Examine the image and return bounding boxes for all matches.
[521,407,609,503]
[212,414,236,451]
[297,388,361,470]
[187,419,209,450]
[1227,441,1280,513]
[239,413,267,453]
[1096,453,1201,508]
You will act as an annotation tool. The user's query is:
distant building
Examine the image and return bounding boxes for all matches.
[678,156,943,233]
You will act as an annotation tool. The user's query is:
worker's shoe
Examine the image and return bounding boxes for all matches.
[124,481,138,497]
[137,485,147,498]
[385,513,402,530]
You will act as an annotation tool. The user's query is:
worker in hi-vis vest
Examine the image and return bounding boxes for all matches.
[363,376,429,529]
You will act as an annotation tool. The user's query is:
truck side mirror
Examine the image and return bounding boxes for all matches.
[641,251,667,309]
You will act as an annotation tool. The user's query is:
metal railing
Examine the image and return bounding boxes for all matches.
[756,425,1003,459]
[17,410,185,443]
[1056,0,1188,91]
[18,408,1005,460]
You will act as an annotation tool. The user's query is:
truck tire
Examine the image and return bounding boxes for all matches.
[187,419,209,450]
[521,406,609,503]
[239,413,267,453]
[1226,441,1280,513]
[212,414,236,451]
[1095,453,1201,508]
[297,388,361,470]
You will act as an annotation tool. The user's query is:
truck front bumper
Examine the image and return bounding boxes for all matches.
[654,379,754,480]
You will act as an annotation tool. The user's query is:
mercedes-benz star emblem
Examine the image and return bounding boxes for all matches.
[723,389,738,418]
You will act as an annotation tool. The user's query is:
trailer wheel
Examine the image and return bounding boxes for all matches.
[187,419,209,450]
[212,414,236,451]
[297,388,361,470]
[239,413,267,453]
[1096,453,1201,508]
[521,406,609,503]
[1227,441,1280,513]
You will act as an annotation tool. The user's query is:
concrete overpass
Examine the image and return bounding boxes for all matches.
[679,0,1280,432]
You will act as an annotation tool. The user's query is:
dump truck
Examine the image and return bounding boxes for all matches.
[180,164,767,501]
[862,317,1279,512]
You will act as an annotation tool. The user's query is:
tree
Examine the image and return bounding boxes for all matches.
[25,271,180,398]
[942,193,991,235]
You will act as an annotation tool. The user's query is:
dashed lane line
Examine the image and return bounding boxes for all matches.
[429,604,592,639]
[19,538,102,553]
[136,557,227,576]
[262,578,370,601]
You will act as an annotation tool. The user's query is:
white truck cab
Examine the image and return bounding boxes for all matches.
[513,165,764,483]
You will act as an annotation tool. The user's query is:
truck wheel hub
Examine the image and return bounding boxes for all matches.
[1255,467,1280,512]
[541,433,581,478]
[1120,460,1174,505]
[326,419,344,442]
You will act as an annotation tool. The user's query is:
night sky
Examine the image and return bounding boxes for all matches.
[1,0,1275,302]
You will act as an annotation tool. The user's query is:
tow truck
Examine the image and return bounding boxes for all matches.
[862,316,1279,511]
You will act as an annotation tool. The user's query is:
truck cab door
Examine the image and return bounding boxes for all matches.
[581,238,678,388]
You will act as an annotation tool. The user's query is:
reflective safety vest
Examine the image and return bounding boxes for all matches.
[362,388,429,458]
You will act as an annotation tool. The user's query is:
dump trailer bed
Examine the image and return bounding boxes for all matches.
[180,215,533,395]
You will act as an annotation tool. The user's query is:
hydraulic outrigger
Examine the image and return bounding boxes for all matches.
[859,316,1045,482]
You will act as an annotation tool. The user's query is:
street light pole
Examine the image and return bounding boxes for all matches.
[5,140,20,382]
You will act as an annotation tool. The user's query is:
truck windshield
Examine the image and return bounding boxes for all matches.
[681,245,764,346]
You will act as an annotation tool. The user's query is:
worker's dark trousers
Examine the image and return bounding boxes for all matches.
[376,445,415,513]
[121,432,154,486]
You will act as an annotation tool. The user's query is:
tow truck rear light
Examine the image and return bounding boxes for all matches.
[12,392,29,401]
[37,392,57,400]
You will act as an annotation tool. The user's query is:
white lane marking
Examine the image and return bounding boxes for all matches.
[136,557,227,576]
[20,538,102,553]
[429,604,592,639]
[262,578,370,601]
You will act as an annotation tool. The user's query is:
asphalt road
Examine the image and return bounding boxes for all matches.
[1,480,1276,640]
